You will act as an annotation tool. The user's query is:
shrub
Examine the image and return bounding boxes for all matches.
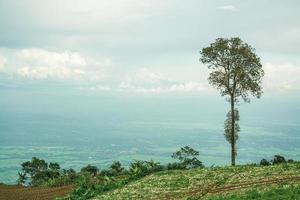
[129,160,164,177]
[80,164,99,176]
[45,168,78,187]
[67,174,102,200]
[272,155,286,165]
[129,160,149,177]
[167,162,186,170]
[109,161,124,176]
[260,158,271,166]
[18,157,62,186]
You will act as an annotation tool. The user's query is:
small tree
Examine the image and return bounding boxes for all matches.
[18,157,61,185]
[81,164,99,176]
[260,158,270,166]
[129,160,148,177]
[200,37,264,166]
[172,146,203,169]
[110,161,124,174]
[272,155,286,165]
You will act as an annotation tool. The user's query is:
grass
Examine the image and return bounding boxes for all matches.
[205,184,300,200]
[95,163,300,199]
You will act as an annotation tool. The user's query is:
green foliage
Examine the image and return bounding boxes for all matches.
[49,162,60,171]
[97,163,300,200]
[272,155,286,165]
[129,160,164,177]
[166,162,186,170]
[60,173,132,200]
[80,164,99,176]
[224,109,240,156]
[206,184,300,200]
[62,174,102,200]
[260,158,271,166]
[109,161,124,175]
[18,157,61,186]
[200,37,264,102]
[17,171,27,185]
[171,146,204,169]
[44,168,78,187]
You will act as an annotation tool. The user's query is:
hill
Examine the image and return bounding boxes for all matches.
[95,163,300,200]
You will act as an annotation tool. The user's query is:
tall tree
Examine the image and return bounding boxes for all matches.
[200,37,264,166]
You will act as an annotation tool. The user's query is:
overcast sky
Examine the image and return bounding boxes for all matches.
[0,0,299,97]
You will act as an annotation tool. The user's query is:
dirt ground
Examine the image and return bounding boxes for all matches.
[0,184,73,200]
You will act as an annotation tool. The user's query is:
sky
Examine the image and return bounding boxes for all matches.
[0,0,300,99]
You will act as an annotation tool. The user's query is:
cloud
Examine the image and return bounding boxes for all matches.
[16,48,112,81]
[16,48,90,80]
[20,48,86,67]
[123,68,171,84]
[18,66,85,79]
[263,62,300,92]
[217,5,238,12]
[118,68,205,93]
[0,55,7,70]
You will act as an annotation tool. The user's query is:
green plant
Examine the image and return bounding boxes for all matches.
[260,158,271,166]
[80,164,99,176]
[18,157,61,186]
[272,155,286,165]
[172,146,204,169]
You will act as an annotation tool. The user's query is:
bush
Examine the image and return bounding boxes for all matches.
[167,162,186,170]
[18,157,62,186]
[260,158,271,166]
[129,160,164,177]
[110,161,124,173]
[105,161,124,176]
[66,174,102,200]
[272,155,286,165]
[45,168,78,187]
[80,164,99,176]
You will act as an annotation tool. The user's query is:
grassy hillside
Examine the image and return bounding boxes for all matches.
[96,163,300,200]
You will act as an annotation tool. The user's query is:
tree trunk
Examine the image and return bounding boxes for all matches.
[230,95,236,166]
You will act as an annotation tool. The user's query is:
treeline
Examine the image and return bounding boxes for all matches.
[17,146,203,199]
[16,146,298,200]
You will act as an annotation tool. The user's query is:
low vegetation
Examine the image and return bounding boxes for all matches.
[96,162,300,200]
[11,146,299,200]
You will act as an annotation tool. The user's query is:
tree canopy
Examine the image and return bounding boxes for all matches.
[200,37,264,103]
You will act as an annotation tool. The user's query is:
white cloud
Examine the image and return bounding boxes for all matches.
[118,68,206,93]
[18,66,85,79]
[124,68,170,84]
[17,48,91,80]
[0,55,7,70]
[217,5,238,12]
[20,48,86,67]
[16,48,112,81]
[263,62,300,92]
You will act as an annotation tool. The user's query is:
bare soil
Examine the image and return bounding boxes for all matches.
[0,184,73,200]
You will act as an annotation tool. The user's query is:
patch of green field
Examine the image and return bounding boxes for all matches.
[205,184,300,200]
[96,163,300,199]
